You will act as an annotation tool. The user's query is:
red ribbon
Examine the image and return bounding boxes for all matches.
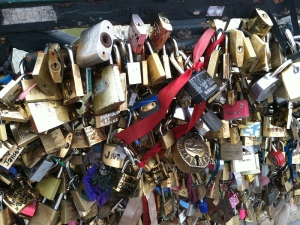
[142,196,151,225]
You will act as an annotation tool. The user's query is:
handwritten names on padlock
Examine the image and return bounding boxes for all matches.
[0,145,23,169]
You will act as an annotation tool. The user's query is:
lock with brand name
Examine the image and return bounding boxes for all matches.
[184,70,219,104]
[223,94,249,121]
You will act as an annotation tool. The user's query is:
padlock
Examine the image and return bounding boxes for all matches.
[184,70,219,104]
[241,36,257,72]
[159,121,175,149]
[267,141,285,166]
[71,129,90,149]
[161,44,172,79]
[264,178,277,206]
[40,128,68,154]
[19,198,38,218]
[227,75,237,106]
[92,56,125,114]
[141,46,149,86]
[145,154,169,184]
[160,168,179,188]
[207,30,222,78]
[61,44,84,105]
[28,193,63,225]
[3,180,38,215]
[247,8,273,39]
[0,191,12,224]
[222,33,230,80]
[21,79,63,102]
[76,20,113,68]
[202,105,223,132]
[250,58,292,103]
[145,40,166,85]
[160,188,176,218]
[48,43,63,83]
[227,190,240,208]
[245,201,256,222]
[149,11,172,51]
[229,123,240,144]
[230,29,244,67]
[102,125,125,168]
[66,162,95,212]
[32,44,57,96]
[60,194,80,224]
[128,14,147,54]
[175,177,189,198]
[0,113,6,141]
[136,94,160,118]
[220,140,243,160]
[35,166,63,201]
[249,33,266,72]
[172,132,210,173]
[270,41,285,69]
[21,156,55,182]
[239,203,246,219]
[223,95,249,121]
[82,114,107,147]
[126,42,142,85]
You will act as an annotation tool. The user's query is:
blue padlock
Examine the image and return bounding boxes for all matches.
[198,198,208,214]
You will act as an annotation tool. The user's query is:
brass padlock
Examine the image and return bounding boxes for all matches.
[159,121,175,150]
[71,129,90,149]
[241,37,257,72]
[22,144,46,168]
[28,193,64,225]
[40,128,68,154]
[61,44,84,105]
[144,154,169,184]
[160,187,176,217]
[32,44,57,96]
[160,168,179,188]
[146,40,166,85]
[247,8,273,39]
[48,43,63,83]
[230,29,244,67]
[82,114,107,147]
[3,180,38,215]
[0,114,7,141]
[162,44,172,79]
[60,194,80,224]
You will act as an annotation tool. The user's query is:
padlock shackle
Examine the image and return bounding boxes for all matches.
[0,191,3,211]
[270,59,292,77]
[126,42,134,63]
[145,40,154,55]
[54,193,64,210]
[170,51,184,74]
[63,44,75,65]
[66,161,78,190]
[112,43,122,71]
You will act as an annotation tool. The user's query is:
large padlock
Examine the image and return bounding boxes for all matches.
[28,194,63,225]
[172,132,210,173]
[247,8,273,39]
[112,159,142,194]
[92,56,125,114]
[76,20,114,68]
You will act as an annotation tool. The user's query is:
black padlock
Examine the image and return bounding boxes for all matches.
[264,178,277,206]
[183,70,219,104]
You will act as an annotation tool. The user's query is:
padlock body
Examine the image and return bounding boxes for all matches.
[267,150,285,166]
[0,208,12,225]
[184,70,219,104]
[127,61,142,85]
[83,126,107,147]
[145,162,169,184]
[162,195,175,216]
[76,20,113,68]
[35,176,61,200]
[161,171,179,188]
[160,129,175,149]
[136,94,160,118]
[102,144,125,168]
[113,172,139,193]
[28,203,60,225]
[223,99,250,121]
[147,53,166,85]
[202,110,223,132]
[20,199,38,217]
[60,199,80,224]
[93,65,125,114]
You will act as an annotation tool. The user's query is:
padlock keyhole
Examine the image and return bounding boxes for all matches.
[195,155,200,166]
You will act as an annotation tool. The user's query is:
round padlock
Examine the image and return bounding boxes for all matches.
[267,143,285,166]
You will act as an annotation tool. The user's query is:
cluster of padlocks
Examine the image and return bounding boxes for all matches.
[0,5,300,225]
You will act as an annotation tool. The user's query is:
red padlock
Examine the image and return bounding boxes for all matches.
[267,141,285,166]
[20,199,38,217]
[223,99,249,121]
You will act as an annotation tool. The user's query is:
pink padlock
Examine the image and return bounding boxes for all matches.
[223,99,249,121]
[20,199,38,217]
[239,203,246,220]
[68,221,77,225]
